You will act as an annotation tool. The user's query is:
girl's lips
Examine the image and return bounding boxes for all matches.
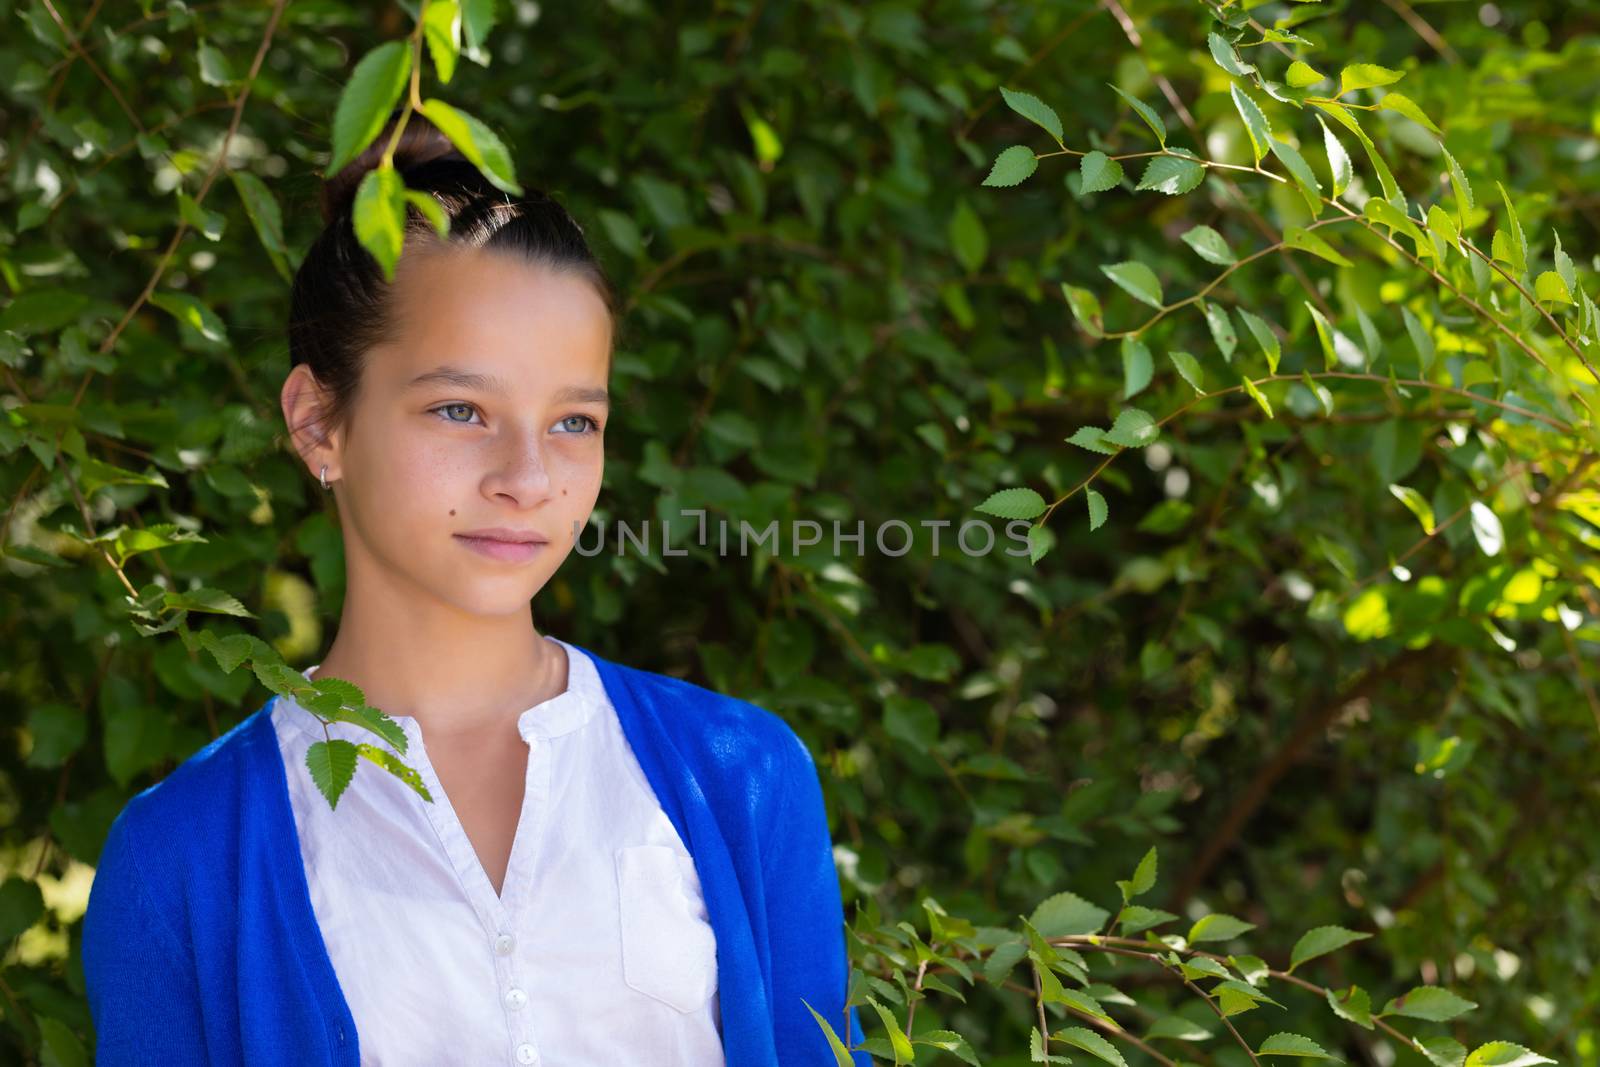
[454,534,547,563]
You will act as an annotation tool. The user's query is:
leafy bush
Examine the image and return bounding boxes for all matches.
[1,0,1595,1063]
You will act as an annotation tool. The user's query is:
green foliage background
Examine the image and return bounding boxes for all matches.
[1,0,1598,1064]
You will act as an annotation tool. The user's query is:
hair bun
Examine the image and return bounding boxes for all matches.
[319,107,469,225]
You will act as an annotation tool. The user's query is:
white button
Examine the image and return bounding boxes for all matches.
[504,987,528,1010]
[515,1044,538,1064]
[494,933,515,956]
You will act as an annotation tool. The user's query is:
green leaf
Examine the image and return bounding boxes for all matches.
[25,705,87,768]
[1441,143,1474,231]
[356,743,433,802]
[148,291,227,345]
[197,41,236,87]
[1464,1045,1555,1067]
[1169,350,1204,394]
[1086,488,1108,531]
[984,145,1038,187]
[802,998,858,1067]
[1388,484,1435,534]
[1136,154,1205,196]
[1417,1037,1469,1067]
[1056,987,1113,1024]
[1066,426,1118,454]
[1178,955,1232,981]
[1238,308,1281,374]
[1261,1033,1340,1060]
[1326,985,1374,1029]
[1117,904,1180,935]
[1305,302,1342,370]
[1118,846,1158,901]
[165,586,253,618]
[461,0,499,54]
[1269,139,1323,218]
[1364,196,1426,253]
[1426,203,1461,255]
[1079,151,1125,194]
[327,41,412,178]
[1535,270,1574,306]
[1471,500,1504,556]
[1378,91,1440,134]
[0,288,91,336]
[1231,955,1270,986]
[1147,1016,1214,1041]
[1123,337,1153,398]
[230,171,290,279]
[1312,100,1400,203]
[1242,375,1273,418]
[1189,912,1256,943]
[1495,180,1527,274]
[1063,284,1104,337]
[176,192,226,241]
[884,695,939,754]
[422,0,463,84]
[1028,524,1056,564]
[1208,32,1256,77]
[1289,925,1372,973]
[1030,890,1111,936]
[1338,63,1404,97]
[1203,301,1237,362]
[976,488,1047,520]
[79,459,169,499]
[1381,986,1477,1022]
[404,189,451,238]
[1100,261,1163,309]
[948,200,988,274]
[1231,85,1272,164]
[0,876,45,940]
[913,1030,980,1067]
[1182,224,1236,265]
[1401,306,1435,376]
[1218,986,1262,1017]
[1553,229,1578,292]
[1054,1027,1128,1067]
[306,738,360,809]
[1109,84,1167,145]
[865,995,915,1065]
[1284,226,1352,267]
[1104,407,1160,448]
[1000,86,1064,141]
[1317,117,1353,198]
[1286,60,1326,88]
[418,98,523,195]
[352,166,407,283]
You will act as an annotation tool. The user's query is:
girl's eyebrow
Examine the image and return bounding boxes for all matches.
[406,365,609,407]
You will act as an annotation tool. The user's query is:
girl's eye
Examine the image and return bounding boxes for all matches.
[553,414,601,435]
[428,405,600,435]
[430,402,482,426]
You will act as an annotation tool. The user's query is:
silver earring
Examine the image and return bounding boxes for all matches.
[319,465,330,490]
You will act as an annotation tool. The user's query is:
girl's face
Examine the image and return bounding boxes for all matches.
[300,244,612,619]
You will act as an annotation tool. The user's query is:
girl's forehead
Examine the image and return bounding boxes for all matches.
[381,248,612,375]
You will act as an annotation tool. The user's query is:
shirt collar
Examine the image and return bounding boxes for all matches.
[276,636,603,744]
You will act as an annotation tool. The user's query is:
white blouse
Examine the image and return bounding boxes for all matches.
[269,636,725,1066]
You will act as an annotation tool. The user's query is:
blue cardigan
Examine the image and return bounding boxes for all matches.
[81,642,870,1065]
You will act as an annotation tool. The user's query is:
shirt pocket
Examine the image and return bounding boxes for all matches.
[614,843,718,1013]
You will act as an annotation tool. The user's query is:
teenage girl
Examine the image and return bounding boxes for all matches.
[81,110,869,1066]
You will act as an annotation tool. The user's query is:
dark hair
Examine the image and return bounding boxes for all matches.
[288,108,616,447]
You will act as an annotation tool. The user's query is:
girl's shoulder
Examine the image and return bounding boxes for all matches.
[98,704,273,872]
[584,646,819,792]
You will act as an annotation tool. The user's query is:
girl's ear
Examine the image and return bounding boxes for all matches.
[282,364,346,484]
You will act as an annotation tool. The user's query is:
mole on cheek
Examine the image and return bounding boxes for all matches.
[449,509,456,515]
